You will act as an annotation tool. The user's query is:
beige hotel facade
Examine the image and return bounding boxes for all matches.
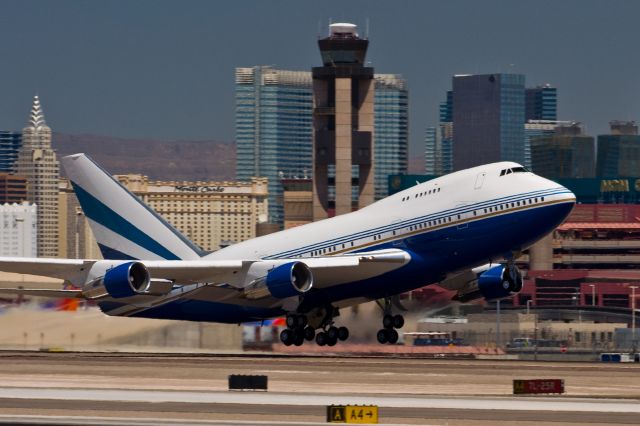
[59,175,268,259]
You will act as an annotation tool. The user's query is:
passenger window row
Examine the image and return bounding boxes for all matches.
[402,186,441,202]
[303,195,546,257]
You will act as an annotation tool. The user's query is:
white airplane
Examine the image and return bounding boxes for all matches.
[0,154,575,346]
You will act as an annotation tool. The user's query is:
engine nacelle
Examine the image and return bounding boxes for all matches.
[83,261,153,299]
[454,264,523,303]
[243,261,313,300]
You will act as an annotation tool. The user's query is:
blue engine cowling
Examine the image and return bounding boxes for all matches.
[478,264,523,301]
[103,261,151,299]
[243,262,314,300]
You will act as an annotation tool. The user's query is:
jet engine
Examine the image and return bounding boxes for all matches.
[454,264,523,303]
[243,261,313,300]
[82,261,172,299]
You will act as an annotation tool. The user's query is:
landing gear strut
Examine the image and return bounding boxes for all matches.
[376,297,404,345]
[279,308,350,347]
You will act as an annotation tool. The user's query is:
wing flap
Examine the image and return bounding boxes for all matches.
[0,288,84,298]
[0,257,92,281]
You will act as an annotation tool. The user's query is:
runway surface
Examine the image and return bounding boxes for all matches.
[0,351,638,425]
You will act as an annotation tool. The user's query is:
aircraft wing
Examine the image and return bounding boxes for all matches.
[0,249,410,299]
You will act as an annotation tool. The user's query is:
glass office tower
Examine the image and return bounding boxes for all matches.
[452,73,525,171]
[235,66,313,225]
[0,131,22,173]
[374,74,408,199]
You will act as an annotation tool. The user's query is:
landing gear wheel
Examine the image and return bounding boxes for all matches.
[337,326,349,341]
[392,314,405,329]
[316,332,327,346]
[327,326,339,341]
[382,314,394,329]
[376,329,388,344]
[293,331,304,346]
[286,315,297,329]
[280,329,294,346]
[327,335,338,346]
[387,328,399,344]
[303,326,315,341]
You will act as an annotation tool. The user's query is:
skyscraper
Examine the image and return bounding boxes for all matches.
[530,122,595,179]
[597,120,640,178]
[235,66,313,225]
[374,74,408,199]
[426,91,453,175]
[0,131,22,173]
[236,67,407,222]
[452,73,525,171]
[525,84,557,121]
[524,120,569,169]
[312,23,374,220]
[14,96,59,257]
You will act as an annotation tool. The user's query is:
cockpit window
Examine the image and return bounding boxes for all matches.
[500,166,529,176]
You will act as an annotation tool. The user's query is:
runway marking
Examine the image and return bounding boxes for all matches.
[0,387,638,414]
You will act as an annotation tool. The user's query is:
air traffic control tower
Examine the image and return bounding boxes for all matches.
[312,23,375,220]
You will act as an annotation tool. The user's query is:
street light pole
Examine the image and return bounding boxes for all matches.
[496,299,501,349]
[630,286,638,350]
[589,284,596,307]
[526,299,532,315]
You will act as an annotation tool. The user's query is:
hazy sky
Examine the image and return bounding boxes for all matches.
[1,0,639,156]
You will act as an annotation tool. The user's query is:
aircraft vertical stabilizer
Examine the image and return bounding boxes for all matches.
[62,154,205,260]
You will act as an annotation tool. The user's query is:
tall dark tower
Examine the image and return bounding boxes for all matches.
[312,23,374,220]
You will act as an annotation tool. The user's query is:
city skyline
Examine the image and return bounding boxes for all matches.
[1,1,639,157]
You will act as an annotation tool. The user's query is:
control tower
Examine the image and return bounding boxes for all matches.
[312,23,374,220]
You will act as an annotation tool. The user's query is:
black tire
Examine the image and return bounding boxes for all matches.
[304,326,315,341]
[327,336,338,346]
[338,326,349,341]
[286,315,297,329]
[387,328,399,344]
[383,314,394,329]
[393,314,405,329]
[376,329,388,344]
[327,326,339,340]
[280,329,294,346]
[298,315,308,328]
[293,332,304,346]
[316,332,327,346]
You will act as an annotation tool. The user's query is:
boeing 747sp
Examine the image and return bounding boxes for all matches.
[0,154,575,346]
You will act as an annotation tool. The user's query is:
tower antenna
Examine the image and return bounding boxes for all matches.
[366,18,370,39]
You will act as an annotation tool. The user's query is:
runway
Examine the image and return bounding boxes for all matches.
[0,351,638,425]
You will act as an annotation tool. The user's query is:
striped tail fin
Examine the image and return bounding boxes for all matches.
[62,153,206,260]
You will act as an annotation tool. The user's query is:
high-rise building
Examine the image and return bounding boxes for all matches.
[530,122,595,179]
[0,173,27,204]
[524,120,573,169]
[14,96,60,257]
[235,66,313,226]
[597,120,640,178]
[452,73,525,171]
[525,84,557,121]
[0,201,36,257]
[0,131,22,173]
[236,67,407,220]
[312,23,375,219]
[374,74,408,199]
[426,91,454,176]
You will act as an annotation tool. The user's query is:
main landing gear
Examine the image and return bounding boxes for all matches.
[376,297,405,345]
[279,307,350,347]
